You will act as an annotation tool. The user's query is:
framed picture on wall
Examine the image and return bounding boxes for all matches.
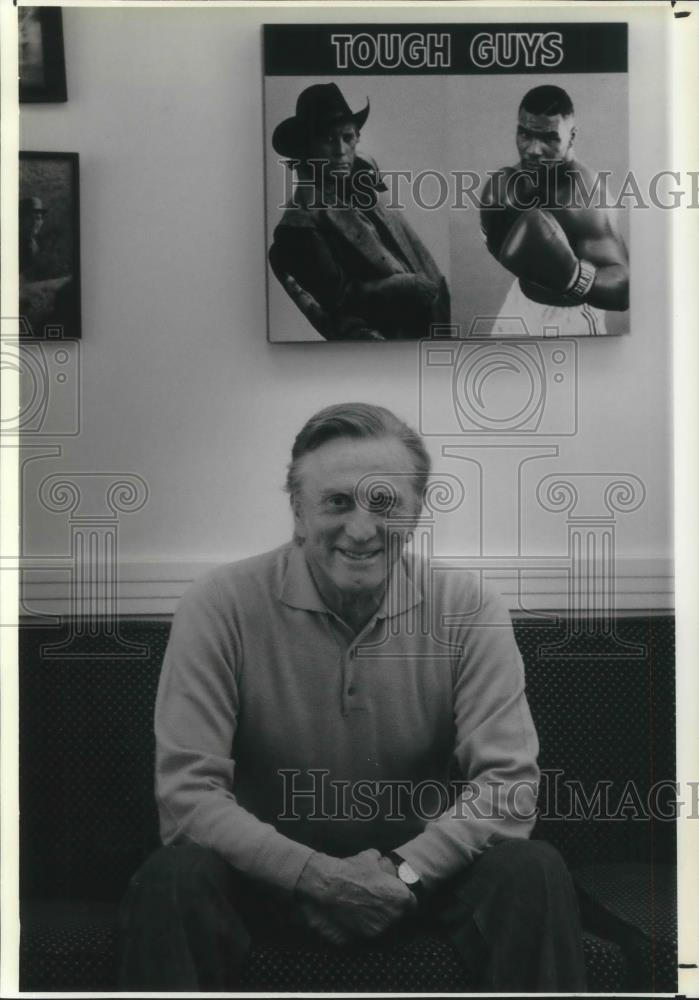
[19,7,68,103]
[19,152,81,340]
[263,22,630,342]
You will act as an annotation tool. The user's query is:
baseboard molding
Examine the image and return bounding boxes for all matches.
[17,556,674,616]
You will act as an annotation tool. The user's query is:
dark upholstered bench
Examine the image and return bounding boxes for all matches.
[19,615,677,992]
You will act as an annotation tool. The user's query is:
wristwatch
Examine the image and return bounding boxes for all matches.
[388,851,424,901]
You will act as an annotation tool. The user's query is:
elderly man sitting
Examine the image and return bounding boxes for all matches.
[268,84,450,340]
[118,402,586,992]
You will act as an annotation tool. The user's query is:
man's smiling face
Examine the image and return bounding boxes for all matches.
[292,435,422,611]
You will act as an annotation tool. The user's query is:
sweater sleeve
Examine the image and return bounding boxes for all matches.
[154,573,314,894]
[395,583,540,890]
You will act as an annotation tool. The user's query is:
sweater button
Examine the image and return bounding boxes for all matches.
[347,685,356,696]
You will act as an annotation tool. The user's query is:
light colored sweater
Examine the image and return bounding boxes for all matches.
[155,542,539,894]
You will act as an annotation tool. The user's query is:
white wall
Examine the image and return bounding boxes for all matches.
[19,5,673,614]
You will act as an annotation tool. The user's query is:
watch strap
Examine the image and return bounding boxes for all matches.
[388,850,404,873]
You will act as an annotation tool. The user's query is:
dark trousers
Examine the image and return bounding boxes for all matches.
[118,838,587,992]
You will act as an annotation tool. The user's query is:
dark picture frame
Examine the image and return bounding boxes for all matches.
[19,7,68,103]
[19,152,81,340]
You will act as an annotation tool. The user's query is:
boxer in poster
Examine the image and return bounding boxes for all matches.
[480,85,629,337]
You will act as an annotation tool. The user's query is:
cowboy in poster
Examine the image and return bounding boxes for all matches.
[269,82,450,341]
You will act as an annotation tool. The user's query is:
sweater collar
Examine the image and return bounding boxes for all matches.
[279,542,423,620]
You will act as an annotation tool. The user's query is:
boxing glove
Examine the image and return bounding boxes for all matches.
[480,167,539,258]
[498,209,580,290]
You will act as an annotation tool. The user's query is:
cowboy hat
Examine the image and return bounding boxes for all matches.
[272,83,370,158]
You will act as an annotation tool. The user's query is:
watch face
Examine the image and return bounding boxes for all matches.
[398,860,420,886]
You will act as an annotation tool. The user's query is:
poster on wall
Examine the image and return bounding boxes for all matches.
[263,22,630,342]
[19,152,82,340]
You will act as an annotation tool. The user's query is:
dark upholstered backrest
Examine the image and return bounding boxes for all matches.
[517,617,676,868]
[19,616,675,901]
[20,623,167,901]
